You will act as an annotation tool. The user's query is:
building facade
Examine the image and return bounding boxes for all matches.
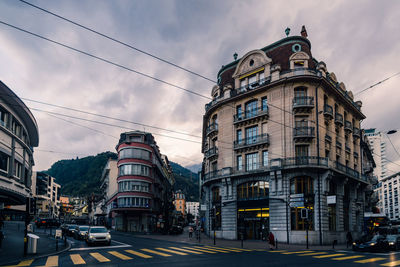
[365,129,387,181]
[34,171,61,218]
[0,81,39,218]
[376,172,400,220]
[173,191,186,217]
[99,157,118,227]
[200,27,372,244]
[186,201,199,219]
[107,131,174,232]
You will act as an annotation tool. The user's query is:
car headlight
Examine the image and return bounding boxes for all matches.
[106,234,111,239]
[369,242,376,246]
[89,235,95,240]
[352,242,356,245]
[389,242,395,245]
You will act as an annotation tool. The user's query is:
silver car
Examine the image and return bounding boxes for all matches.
[85,226,111,245]
[74,225,89,240]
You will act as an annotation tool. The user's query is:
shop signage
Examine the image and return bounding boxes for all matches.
[289,193,304,207]
[200,204,207,211]
[327,195,336,204]
[289,201,304,208]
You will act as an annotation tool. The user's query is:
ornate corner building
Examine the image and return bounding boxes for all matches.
[200,27,374,244]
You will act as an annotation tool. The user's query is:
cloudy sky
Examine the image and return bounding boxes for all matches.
[0,0,399,174]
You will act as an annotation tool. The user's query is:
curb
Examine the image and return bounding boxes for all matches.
[0,238,71,267]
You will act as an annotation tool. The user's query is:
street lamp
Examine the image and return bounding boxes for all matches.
[387,130,397,135]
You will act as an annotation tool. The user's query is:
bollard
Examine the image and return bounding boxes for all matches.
[56,237,58,251]
[276,239,278,249]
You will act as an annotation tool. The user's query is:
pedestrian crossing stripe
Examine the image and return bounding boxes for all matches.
[44,256,58,267]
[156,248,188,255]
[108,251,132,260]
[181,246,217,253]
[125,249,153,258]
[169,247,203,254]
[313,253,345,258]
[203,246,244,252]
[141,248,172,257]
[268,250,287,253]
[332,255,364,261]
[354,258,386,263]
[3,259,34,267]
[298,252,328,256]
[193,246,230,253]
[282,251,314,254]
[226,247,253,252]
[70,254,85,265]
[381,260,400,266]
[89,252,110,262]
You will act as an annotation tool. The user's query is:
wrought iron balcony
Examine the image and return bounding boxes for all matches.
[205,147,218,158]
[235,77,270,95]
[206,123,218,136]
[345,145,351,153]
[336,141,342,149]
[344,121,353,133]
[323,104,333,118]
[334,113,343,125]
[203,167,232,182]
[354,151,359,158]
[234,133,269,150]
[334,161,360,179]
[233,106,269,124]
[292,96,314,112]
[353,127,360,138]
[293,126,315,140]
[325,134,332,143]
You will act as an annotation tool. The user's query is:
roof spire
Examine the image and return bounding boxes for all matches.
[301,25,308,38]
[285,27,290,37]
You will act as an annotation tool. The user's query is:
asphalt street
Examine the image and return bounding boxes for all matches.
[5,231,400,267]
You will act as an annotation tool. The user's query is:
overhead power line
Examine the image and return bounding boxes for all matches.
[354,71,400,96]
[0,20,212,101]
[19,0,216,83]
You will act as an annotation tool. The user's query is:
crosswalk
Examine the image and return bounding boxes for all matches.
[5,246,400,267]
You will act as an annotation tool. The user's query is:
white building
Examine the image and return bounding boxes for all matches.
[378,172,400,220]
[365,129,387,181]
[34,172,61,218]
[186,202,199,219]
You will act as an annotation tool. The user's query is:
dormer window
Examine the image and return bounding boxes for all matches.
[294,61,305,69]
[289,51,310,70]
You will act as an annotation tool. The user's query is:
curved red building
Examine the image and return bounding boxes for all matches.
[108,131,174,232]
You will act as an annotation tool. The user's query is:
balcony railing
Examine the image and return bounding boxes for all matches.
[206,123,218,136]
[203,167,232,182]
[323,104,333,118]
[325,135,332,143]
[336,141,342,149]
[234,133,269,150]
[292,96,314,109]
[233,106,269,123]
[344,121,353,132]
[235,77,270,95]
[205,147,218,158]
[345,145,351,153]
[353,127,360,138]
[334,161,360,179]
[354,151,359,158]
[334,113,344,125]
[293,127,315,139]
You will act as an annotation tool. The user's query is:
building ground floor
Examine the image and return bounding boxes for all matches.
[201,167,369,245]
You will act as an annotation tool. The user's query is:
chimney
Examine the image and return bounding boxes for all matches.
[301,25,308,38]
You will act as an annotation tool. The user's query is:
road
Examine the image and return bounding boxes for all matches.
[5,231,400,267]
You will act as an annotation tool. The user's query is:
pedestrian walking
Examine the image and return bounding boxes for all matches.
[268,231,275,250]
[346,231,353,248]
[189,226,193,238]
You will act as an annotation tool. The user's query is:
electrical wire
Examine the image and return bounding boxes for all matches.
[354,72,400,96]
[386,133,400,160]
[18,0,217,83]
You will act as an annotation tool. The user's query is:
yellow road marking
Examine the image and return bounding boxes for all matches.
[355,257,386,263]
[141,248,172,257]
[314,253,345,258]
[4,259,34,267]
[268,250,287,253]
[70,254,86,265]
[282,251,314,255]
[204,246,245,252]
[44,256,58,267]
[193,246,230,253]
[298,252,328,256]
[226,247,253,251]
[332,255,364,261]
[181,246,217,254]
[108,251,132,260]
[169,247,203,254]
[125,249,153,258]
[381,260,400,266]
[90,252,110,262]
[156,248,187,255]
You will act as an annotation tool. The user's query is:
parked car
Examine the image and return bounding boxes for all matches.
[386,235,400,251]
[169,225,183,235]
[353,235,389,252]
[74,225,89,240]
[67,224,78,236]
[85,226,111,246]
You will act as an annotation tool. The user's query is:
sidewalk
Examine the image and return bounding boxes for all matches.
[120,227,350,251]
[0,221,70,266]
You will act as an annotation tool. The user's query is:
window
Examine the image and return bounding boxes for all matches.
[261,97,268,111]
[0,151,9,172]
[245,100,258,119]
[248,75,257,89]
[0,106,9,128]
[117,197,149,208]
[237,155,243,171]
[119,148,151,160]
[295,145,309,164]
[237,130,242,144]
[12,119,22,138]
[328,205,336,231]
[129,135,142,142]
[239,79,246,90]
[259,71,265,81]
[237,181,269,200]
[211,187,221,230]
[262,151,269,167]
[236,105,242,120]
[290,177,314,230]
[14,161,23,178]
[119,164,150,177]
[246,126,258,144]
[294,87,307,99]
[118,181,150,192]
[246,152,259,171]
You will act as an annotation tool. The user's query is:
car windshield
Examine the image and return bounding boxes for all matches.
[90,228,108,233]
[370,235,383,242]
[387,235,397,241]
[79,226,89,231]
[68,225,77,229]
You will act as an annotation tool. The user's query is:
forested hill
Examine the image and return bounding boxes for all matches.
[45,152,200,201]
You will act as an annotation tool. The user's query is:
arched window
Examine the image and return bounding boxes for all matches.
[290,177,314,230]
[237,181,269,200]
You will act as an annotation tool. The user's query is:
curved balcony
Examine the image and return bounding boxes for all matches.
[334,113,343,126]
[323,104,333,119]
[203,167,232,183]
[205,147,218,159]
[233,107,269,126]
[292,96,314,113]
[206,123,218,137]
[234,133,269,152]
[353,127,360,138]
[344,121,353,133]
[293,127,315,142]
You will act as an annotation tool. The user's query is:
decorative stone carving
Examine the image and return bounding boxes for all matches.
[211,85,219,98]
[339,82,346,92]
[289,51,310,61]
[232,50,272,78]
[329,72,338,83]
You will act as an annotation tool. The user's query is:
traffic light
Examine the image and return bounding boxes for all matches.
[301,208,308,219]
[29,197,36,215]
[209,208,215,218]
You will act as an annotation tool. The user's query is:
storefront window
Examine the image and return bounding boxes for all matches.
[237,181,269,200]
[290,177,314,230]
[212,187,221,230]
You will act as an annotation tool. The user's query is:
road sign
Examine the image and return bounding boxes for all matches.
[55,229,62,238]
[289,201,304,208]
